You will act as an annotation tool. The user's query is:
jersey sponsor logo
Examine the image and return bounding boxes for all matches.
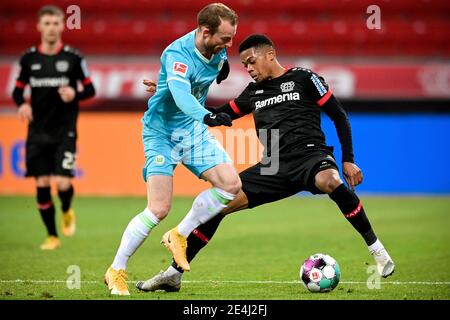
[254,92,301,111]
[173,62,188,77]
[56,60,69,72]
[31,64,42,71]
[280,81,295,93]
[29,76,70,87]
[311,74,327,96]
[255,90,264,94]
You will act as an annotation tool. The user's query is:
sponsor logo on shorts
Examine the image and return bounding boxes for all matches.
[319,161,331,169]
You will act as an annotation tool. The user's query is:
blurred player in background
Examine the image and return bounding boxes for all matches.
[104,3,240,296]
[137,34,395,292]
[11,5,96,250]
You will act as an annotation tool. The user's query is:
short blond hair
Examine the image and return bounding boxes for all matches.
[197,3,238,35]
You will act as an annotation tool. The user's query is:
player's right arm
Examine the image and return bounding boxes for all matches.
[165,51,230,127]
[12,53,32,122]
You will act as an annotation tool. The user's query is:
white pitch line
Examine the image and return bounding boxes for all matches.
[0,280,97,284]
[184,280,450,285]
[1,279,449,285]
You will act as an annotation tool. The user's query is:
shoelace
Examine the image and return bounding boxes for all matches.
[113,270,128,290]
[171,232,187,250]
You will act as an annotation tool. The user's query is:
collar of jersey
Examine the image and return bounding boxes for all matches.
[38,42,64,56]
[194,47,215,64]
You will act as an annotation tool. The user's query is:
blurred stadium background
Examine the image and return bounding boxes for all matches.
[0,0,450,195]
[0,0,449,301]
[0,0,449,196]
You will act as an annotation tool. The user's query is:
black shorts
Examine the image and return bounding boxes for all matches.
[25,131,77,178]
[240,148,338,209]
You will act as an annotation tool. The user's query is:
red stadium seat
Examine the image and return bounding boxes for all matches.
[1,0,449,57]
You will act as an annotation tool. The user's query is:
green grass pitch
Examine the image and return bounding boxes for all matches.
[0,195,449,300]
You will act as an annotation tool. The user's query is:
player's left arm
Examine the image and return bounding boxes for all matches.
[216,59,230,84]
[70,55,96,102]
[306,72,363,189]
[321,96,363,189]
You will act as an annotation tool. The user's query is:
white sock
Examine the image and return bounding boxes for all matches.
[165,265,182,276]
[177,188,235,237]
[111,208,159,270]
[368,239,383,254]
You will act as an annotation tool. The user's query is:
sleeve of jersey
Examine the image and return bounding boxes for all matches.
[165,53,209,122]
[321,95,355,163]
[308,73,333,107]
[75,57,95,101]
[12,55,29,107]
[222,87,253,119]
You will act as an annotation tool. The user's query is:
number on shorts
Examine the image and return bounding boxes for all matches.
[62,151,76,170]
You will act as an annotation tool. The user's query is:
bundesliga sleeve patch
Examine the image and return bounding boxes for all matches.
[173,62,188,78]
[311,74,327,97]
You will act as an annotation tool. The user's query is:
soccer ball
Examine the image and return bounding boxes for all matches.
[300,253,340,293]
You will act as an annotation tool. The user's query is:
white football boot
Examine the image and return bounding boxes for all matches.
[136,270,182,292]
[371,247,395,278]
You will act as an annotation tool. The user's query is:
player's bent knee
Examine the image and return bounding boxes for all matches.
[315,170,342,194]
[148,204,171,220]
[325,177,343,193]
[221,177,242,195]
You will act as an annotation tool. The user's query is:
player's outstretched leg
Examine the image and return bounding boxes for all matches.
[58,185,76,237]
[138,214,225,292]
[161,188,235,272]
[329,183,395,277]
[105,207,160,295]
[368,240,395,278]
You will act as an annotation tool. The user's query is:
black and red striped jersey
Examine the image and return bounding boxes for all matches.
[229,67,334,157]
[14,43,94,134]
